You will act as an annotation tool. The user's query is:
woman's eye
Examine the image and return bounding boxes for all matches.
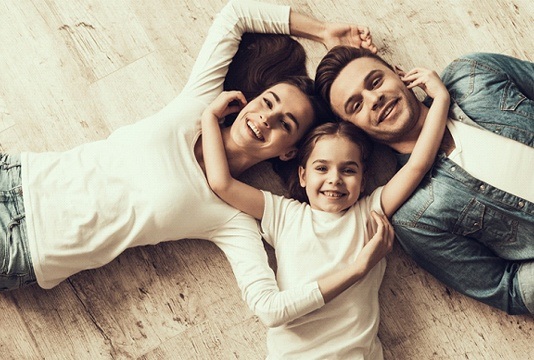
[263,98,273,109]
[281,120,290,131]
[353,101,362,113]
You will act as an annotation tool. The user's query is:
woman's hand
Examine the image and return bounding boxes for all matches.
[323,23,377,53]
[203,91,248,121]
[356,211,394,273]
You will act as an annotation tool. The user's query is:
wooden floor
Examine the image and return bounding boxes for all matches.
[1,0,533,359]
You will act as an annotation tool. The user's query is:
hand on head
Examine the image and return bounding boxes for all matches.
[401,68,449,100]
[323,23,377,53]
[204,91,248,121]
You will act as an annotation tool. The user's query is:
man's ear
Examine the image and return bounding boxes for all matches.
[298,166,306,187]
[394,65,405,78]
[279,148,297,161]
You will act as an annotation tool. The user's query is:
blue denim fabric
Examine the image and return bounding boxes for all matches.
[0,153,36,291]
[392,53,534,314]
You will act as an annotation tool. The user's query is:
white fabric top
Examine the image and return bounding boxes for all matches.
[261,188,386,360]
[20,0,323,327]
[447,120,534,202]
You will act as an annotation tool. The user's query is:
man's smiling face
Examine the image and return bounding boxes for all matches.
[329,57,421,145]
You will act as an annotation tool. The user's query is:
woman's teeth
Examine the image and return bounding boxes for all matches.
[247,121,264,140]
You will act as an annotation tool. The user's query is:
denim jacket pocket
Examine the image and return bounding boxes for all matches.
[454,198,519,250]
[501,80,534,120]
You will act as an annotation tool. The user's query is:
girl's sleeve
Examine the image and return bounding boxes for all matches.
[180,0,290,106]
[214,212,324,328]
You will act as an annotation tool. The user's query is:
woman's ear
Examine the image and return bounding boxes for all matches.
[279,148,297,161]
[298,166,306,187]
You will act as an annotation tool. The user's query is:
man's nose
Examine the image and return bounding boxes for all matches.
[363,90,384,111]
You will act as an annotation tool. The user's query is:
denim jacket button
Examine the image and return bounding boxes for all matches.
[451,166,456,172]
[518,201,525,208]
[479,184,486,191]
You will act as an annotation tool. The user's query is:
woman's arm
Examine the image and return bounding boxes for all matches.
[201,91,265,220]
[289,11,376,52]
[182,0,377,106]
[381,68,449,217]
[319,211,394,302]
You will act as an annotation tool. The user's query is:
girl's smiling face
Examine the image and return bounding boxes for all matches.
[299,135,364,213]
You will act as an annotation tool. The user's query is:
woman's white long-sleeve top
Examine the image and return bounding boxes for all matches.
[20,0,324,327]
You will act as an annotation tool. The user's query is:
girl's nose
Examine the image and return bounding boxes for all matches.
[328,173,342,185]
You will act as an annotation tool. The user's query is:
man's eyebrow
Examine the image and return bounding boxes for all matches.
[267,90,300,129]
[343,69,381,114]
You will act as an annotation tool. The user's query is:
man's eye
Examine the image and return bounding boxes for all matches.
[371,77,382,89]
[353,101,362,113]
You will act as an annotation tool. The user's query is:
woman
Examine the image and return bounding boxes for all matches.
[1,0,374,327]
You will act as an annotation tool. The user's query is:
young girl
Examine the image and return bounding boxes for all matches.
[201,67,450,358]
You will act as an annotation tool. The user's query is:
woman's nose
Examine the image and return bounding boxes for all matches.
[259,114,270,128]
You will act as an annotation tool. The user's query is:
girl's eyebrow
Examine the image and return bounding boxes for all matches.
[311,159,360,168]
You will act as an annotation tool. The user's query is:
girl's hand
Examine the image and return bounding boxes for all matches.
[323,23,377,53]
[401,67,449,100]
[204,91,247,121]
[356,211,394,273]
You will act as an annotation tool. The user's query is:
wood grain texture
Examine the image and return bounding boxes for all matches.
[1,0,532,359]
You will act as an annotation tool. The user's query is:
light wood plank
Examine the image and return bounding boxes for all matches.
[0,0,532,359]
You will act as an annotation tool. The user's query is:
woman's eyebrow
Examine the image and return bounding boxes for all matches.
[267,90,300,129]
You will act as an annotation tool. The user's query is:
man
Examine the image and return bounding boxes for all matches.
[315,47,534,315]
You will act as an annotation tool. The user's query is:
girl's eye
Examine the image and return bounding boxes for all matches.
[315,166,327,172]
[343,168,357,174]
[263,98,273,109]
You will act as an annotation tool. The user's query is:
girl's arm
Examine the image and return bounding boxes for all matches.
[203,92,395,308]
[201,91,265,220]
[381,68,450,217]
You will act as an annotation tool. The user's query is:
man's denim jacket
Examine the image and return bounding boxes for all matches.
[391,53,534,315]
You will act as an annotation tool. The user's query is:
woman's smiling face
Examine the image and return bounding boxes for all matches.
[230,83,316,161]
